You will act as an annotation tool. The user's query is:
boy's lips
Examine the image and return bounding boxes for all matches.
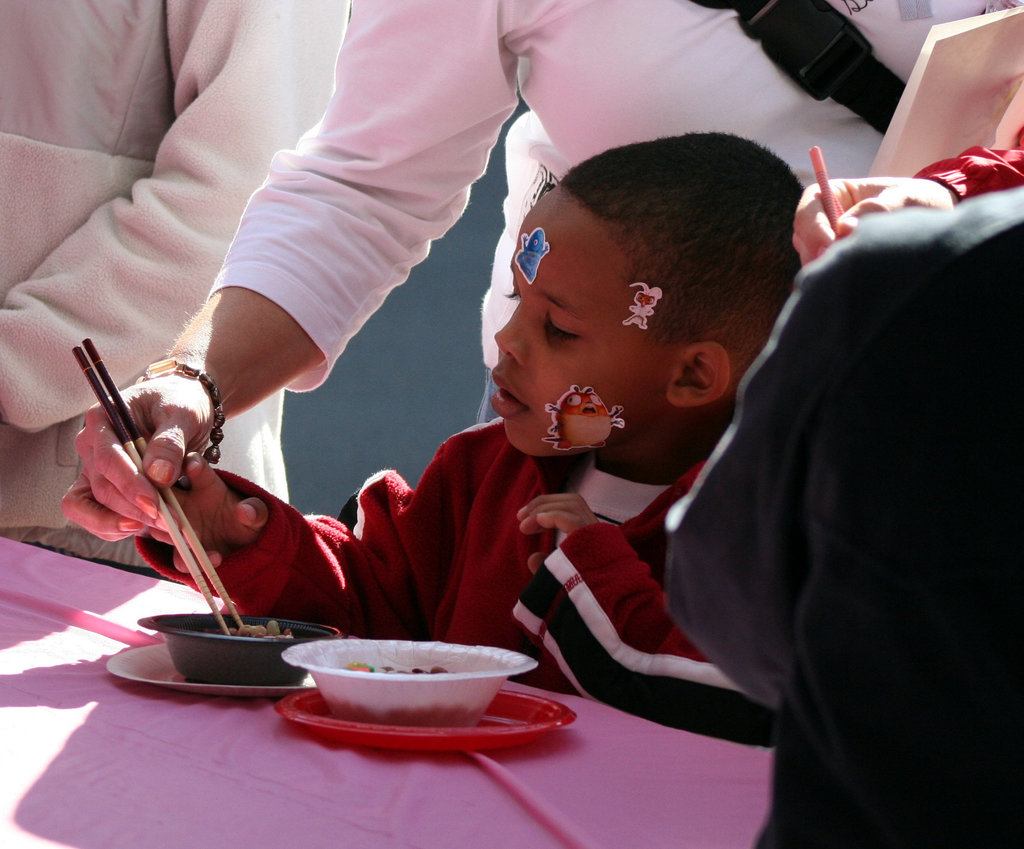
[491,376,529,418]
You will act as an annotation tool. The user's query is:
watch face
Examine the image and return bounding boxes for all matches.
[144,358,182,380]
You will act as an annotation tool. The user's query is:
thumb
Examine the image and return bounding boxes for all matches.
[143,425,190,487]
[527,551,546,575]
[181,451,220,490]
[236,497,269,532]
[834,213,859,239]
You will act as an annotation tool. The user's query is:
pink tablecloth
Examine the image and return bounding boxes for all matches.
[0,537,771,849]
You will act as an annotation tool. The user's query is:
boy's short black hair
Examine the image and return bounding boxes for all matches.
[559,132,802,368]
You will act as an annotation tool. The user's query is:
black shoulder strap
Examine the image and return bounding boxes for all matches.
[690,0,905,133]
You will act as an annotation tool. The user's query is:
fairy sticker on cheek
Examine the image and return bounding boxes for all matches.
[622,282,663,330]
[515,227,550,283]
[543,385,625,450]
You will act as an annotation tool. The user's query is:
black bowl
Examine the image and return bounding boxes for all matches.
[138,613,343,686]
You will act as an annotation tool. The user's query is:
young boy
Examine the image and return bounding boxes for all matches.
[138,133,802,745]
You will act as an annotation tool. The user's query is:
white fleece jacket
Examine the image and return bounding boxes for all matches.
[0,0,346,565]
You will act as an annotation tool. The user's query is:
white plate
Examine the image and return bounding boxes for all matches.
[106,643,314,698]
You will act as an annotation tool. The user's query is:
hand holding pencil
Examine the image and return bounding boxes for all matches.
[791,146,849,265]
[793,147,959,265]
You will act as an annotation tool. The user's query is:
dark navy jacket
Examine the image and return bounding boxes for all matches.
[668,188,1024,849]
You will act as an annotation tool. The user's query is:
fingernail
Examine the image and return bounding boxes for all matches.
[136,496,159,521]
[148,459,174,485]
[118,518,145,534]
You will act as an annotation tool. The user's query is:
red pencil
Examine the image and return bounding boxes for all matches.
[809,146,843,232]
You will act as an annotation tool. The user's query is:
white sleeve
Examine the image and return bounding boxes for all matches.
[214,0,524,389]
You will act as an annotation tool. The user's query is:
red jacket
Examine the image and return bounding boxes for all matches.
[916,145,1024,199]
[140,422,772,744]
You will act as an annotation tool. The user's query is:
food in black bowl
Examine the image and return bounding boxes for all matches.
[138,613,342,686]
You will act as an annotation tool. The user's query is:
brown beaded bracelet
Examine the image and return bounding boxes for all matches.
[140,358,225,464]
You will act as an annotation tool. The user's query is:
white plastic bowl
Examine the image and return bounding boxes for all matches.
[281,639,538,727]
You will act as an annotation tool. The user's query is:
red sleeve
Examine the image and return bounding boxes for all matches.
[513,483,774,745]
[915,146,1024,200]
[556,523,704,658]
[136,459,461,639]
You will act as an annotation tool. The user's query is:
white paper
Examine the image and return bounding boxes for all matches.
[870,6,1024,176]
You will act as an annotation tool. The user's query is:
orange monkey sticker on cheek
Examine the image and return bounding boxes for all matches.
[622,282,663,330]
[543,385,625,450]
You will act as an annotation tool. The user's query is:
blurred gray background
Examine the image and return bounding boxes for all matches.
[279,122,513,516]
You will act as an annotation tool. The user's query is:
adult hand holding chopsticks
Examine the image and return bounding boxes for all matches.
[63,451,267,575]
[69,340,250,633]
[64,290,322,548]
[63,364,217,539]
[792,176,958,266]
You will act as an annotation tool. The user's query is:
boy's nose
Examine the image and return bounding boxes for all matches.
[493,317,522,362]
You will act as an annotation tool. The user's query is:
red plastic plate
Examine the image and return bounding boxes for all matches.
[275,688,576,751]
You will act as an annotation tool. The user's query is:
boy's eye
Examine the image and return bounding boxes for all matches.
[545,318,577,341]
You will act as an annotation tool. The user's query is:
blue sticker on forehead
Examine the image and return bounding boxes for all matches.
[515,227,550,283]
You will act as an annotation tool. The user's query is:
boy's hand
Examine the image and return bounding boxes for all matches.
[517,493,599,574]
[149,453,268,573]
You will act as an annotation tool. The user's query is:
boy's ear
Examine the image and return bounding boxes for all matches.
[666,341,733,408]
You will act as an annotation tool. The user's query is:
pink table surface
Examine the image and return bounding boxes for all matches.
[0,537,771,849]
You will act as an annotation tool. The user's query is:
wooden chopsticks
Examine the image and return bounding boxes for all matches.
[72,339,243,636]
